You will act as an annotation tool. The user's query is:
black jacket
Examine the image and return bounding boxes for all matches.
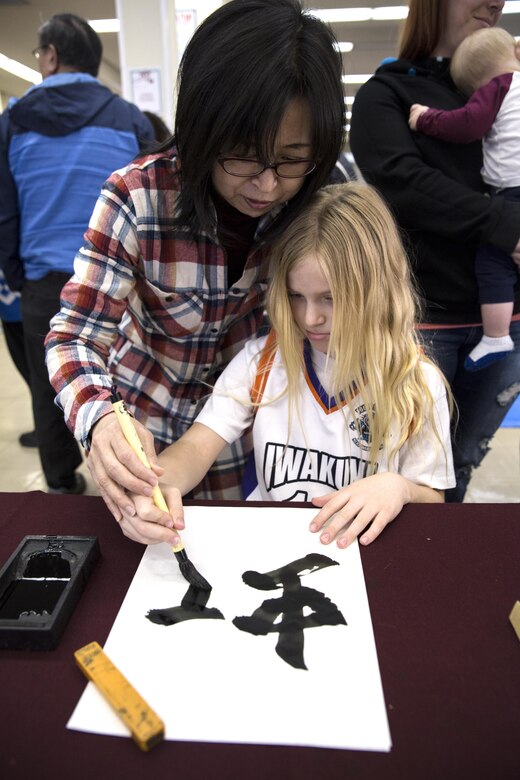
[350,57,520,325]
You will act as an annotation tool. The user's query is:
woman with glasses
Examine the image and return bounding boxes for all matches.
[46,0,345,530]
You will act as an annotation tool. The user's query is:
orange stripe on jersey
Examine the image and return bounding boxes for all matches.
[303,371,357,414]
[250,329,278,406]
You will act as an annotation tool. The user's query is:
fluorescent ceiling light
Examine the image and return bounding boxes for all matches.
[316,3,519,22]
[0,53,41,84]
[313,6,408,23]
[314,8,372,22]
[342,73,372,84]
[344,96,355,105]
[372,6,408,21]
[89,18,120,33]
[334,41,354,52]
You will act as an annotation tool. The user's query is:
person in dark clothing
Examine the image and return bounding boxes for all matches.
[327,151,358,185]
[349,0,520,503]
[0,270,35,446]
[409,26,520,371]
[143,111,172,142]
[0,13,154,494]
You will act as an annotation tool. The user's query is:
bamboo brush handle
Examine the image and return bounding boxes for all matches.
[111,399,184,554]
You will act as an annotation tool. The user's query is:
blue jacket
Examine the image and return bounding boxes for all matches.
[0,73,154,291]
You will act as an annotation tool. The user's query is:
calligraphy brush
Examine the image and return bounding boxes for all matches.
[110,386,211,591]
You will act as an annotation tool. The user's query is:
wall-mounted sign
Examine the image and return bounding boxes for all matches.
[130,68,162,113]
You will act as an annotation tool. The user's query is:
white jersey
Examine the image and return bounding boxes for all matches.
[195,334,455,502]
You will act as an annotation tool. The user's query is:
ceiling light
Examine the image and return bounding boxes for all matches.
[334,42,354,53]
[312,6,408,23]
[315,3,520,23]
[342,74,372,84]
[89,19,120,33]
[313,8,372,23]
[372,6,408,21]
[0,53,41,84]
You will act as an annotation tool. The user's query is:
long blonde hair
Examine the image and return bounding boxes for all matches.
[266,182,450,470]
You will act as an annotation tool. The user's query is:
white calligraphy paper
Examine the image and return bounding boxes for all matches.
[67,505,391,752]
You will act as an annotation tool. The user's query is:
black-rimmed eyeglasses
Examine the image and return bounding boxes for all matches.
[218,157,317,179]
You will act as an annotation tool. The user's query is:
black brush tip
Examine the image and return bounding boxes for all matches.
[177,556,212,591]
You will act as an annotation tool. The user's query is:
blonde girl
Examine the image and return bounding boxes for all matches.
[124,183,455,548]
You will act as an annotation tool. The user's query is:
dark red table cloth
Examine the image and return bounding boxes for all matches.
[1,492,519,779]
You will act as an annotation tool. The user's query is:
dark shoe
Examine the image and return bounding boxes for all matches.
[464,351,509,372]
[47,472,86,495]
[19,430,37,447]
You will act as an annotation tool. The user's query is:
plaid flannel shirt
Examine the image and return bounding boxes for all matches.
[46,149,275,498]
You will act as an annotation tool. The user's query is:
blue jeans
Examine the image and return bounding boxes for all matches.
[422,320,520,502]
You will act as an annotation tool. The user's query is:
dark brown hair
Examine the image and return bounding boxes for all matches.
[399,0,448,61]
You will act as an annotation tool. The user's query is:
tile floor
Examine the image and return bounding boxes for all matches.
[0,336,95,496]
[0,337,518,502]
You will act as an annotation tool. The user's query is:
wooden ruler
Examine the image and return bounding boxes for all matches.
[74,641,164,751]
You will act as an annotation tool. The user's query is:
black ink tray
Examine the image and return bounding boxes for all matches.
[0,535,100,651]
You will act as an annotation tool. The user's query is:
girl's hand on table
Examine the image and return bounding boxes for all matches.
[310,473,413,549]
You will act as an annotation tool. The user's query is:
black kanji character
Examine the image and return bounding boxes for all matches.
[233,553,346,669]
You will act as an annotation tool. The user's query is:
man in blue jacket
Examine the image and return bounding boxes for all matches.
[0,13,154,494]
